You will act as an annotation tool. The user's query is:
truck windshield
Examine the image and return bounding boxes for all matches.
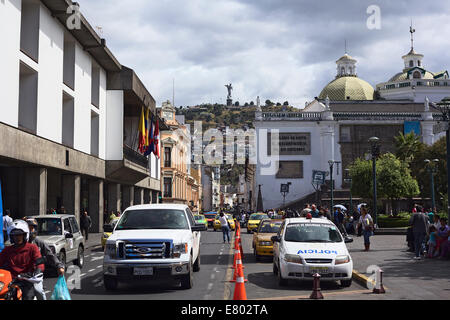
[284,223,343,243]
[115,209,189,230]
[36,218,63,236]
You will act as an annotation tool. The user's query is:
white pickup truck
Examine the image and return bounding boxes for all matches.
[102,204,206,290]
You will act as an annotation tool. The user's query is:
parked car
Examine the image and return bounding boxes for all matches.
[203,212,217,228]
[32,214,85,269]
[194,214,208,230]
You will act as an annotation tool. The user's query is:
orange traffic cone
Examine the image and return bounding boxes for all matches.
[233,258,247,300]
[230,248,247,282]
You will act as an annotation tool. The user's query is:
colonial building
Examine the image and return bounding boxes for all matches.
[254,33,448,211]
[159,101,201,208]
[0,0,164,230]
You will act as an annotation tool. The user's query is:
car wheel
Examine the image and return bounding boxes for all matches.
[104,275,118,291]
[74,245,84,268]
[58,251,66,269]
[180,257,194,289]
[193,251,201,272]
[340,279,352,287]
[277,260,288,287]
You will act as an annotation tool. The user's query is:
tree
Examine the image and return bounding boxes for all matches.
[250,101,254,106]
[283,101,289,106]
[394,132,424,164]
[265,99,274,106]
[349,153,419,214]
[276,102,281,106]
[234,101,240,106]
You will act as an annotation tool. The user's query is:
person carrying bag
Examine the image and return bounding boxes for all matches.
[50,275,71,300]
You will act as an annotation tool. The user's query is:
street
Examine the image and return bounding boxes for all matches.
[42,228,370,300]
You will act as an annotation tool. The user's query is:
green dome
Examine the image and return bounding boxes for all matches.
[389,69,435,82]
[319,76,374,101]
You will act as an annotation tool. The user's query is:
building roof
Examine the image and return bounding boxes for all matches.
[319,76,374,101]
[388,68,435,82]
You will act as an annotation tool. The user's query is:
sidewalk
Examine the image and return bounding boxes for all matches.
[84,233,103,250]
[347,234,450,299]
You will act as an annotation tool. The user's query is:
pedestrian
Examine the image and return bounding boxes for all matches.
[358,206,374,251]
[409,206,429,260]
[426,208,434,224]
[432,214,442,230]
[427,225,438,258]
[116,210,121,218]
[352,206,361,235]
[310,204,319,218]
[3,209,13,243]
[435,217,449,254]
[80,210,91,241]
[219,212,230,243]
[300,204,311,217]
[336,207,348,237]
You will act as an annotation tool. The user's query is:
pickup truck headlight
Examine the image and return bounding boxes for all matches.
[173,243,188,258]
[335,255,350,265]
[105,243,117,258]
[284,254,303,264]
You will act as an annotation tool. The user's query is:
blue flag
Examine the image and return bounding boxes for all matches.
[0,180,4,252]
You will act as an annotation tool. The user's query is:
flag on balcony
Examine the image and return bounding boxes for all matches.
[138,106,146,154]
[144,107,150,148]
[154,118,160,158]
[144,116,154,157]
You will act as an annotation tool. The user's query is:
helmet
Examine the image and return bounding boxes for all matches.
[8,219,30,243]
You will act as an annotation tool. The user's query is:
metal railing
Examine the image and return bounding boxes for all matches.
[123,144,148,168]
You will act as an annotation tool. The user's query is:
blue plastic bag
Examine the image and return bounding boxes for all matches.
[50,275,71,300]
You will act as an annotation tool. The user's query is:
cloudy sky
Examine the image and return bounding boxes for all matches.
[77,0,450,108]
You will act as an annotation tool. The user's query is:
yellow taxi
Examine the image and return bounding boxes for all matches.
[252,219,283,260]
[102,218,119,249]
[213,214,236,231]
[247,213,270,234]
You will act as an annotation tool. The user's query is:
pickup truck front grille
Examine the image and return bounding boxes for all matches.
[118,240,172,259]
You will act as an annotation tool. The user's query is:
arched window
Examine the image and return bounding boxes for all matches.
[341,67,345,75]
[413,71,421,79]
[348,67,352,74]
[409,60,414,67]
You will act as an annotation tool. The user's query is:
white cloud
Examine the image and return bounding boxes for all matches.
[76,0,450,107]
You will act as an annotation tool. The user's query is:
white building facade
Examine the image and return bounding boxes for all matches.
[0,0,162,230]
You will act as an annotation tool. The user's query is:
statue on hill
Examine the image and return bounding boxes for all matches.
[225,83,233,99]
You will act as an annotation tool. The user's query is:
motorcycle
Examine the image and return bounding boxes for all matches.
[0,268,23,300]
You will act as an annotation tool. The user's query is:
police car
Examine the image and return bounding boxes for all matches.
[271,217,353,287]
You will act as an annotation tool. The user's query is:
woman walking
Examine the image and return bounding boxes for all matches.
[358,206,374,251]
[219,212,231,243]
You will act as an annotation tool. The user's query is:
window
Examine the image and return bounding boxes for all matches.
[340,126,351,142]
[91,64,100,107]
[341,67,345,75]
[18,62,38,134]
[63,218,72,234]
[20,0,40,62]
[69,217,80,233]
[63,33,76,89]
[91,111,99,157]
[276,161,303,179]
[62,92,74,148]
[164,147,172,167]
[163,177,172,198]
[413,71,421,79]
[409,60,414,67]
[418,60,421,66]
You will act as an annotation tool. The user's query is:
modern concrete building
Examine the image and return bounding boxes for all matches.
[0,0,164,231]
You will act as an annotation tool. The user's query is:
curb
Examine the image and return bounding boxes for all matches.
[352,270,372,289]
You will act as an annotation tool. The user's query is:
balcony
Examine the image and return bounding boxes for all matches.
[106,145,150,184]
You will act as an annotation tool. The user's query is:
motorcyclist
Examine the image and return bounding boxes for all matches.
[25,218,65,300]
[0,219,45,300]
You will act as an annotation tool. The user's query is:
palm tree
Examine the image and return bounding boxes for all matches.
[394,132,424,164]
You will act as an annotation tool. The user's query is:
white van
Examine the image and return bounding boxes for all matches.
[272,217,353,287]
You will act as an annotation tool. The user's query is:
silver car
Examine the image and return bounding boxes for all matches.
[31,214,85,269]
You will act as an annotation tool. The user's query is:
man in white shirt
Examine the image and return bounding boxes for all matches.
[3,209,13,242]
[219,213,230,243]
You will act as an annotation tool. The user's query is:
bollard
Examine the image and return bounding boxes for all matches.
[373,269,385,294]
[309,273,324,299]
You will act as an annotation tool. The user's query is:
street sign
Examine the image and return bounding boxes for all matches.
[312,170,326,185]
[280,184,290,193]
[433,122,449,134]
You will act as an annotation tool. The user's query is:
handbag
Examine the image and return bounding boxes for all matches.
[50,275,71,300]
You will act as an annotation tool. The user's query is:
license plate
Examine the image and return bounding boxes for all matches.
[133,267,153,276]
[309,267,329,274]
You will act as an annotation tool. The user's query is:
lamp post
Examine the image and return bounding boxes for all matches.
[344,169,353,216]
[328,160,336,211]
[368,137,380,227]
[431,97,450,222]
[424,159,439,212]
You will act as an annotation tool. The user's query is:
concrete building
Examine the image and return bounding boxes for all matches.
[0,0,163,231]
[254,37,448,211]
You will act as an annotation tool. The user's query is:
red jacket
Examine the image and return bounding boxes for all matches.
[0,243,45,278]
